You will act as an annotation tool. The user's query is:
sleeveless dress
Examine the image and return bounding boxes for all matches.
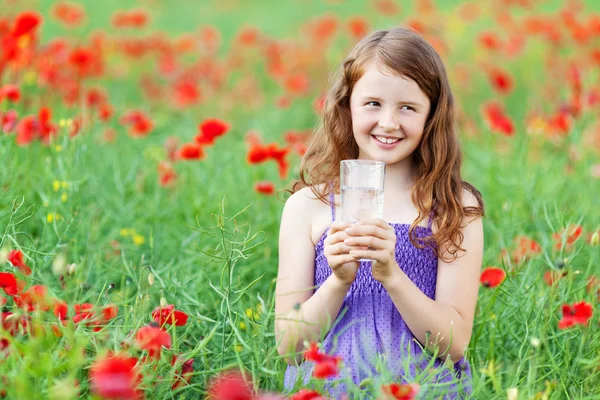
[283,191,472,399]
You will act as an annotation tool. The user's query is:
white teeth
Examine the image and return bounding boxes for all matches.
[374,136,400,144]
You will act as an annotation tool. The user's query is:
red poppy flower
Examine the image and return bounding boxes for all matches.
[195,118,230,146]
[72,303,95,324]
[135,325,171,359]
[290,389,327,400]
[381,383,420,399]
[207,370,254,400]
[511,235,542,263]
[171,356,194,390]
[478,31,502,51]
[558,301,593,329]
[255,181,275,195]
[14,285,50,312]
[313,358,340,379]
[284,73,309,95]
[12,11,42,39]
[52,2,85,28]
[0,84,20,102]
[54,300,68,320]
[236,26,260,46]
[7,249,32,275]
[101,305,119,322]
[552,225,583,250]
[0,272,19,296]
[89,353,142,400]
[178,143,204,160]
[487,67,514,95]
[373,0,400,15]
[120,110,154,137]
[482,101,514,136]
[347,17,369,40]
[1,109,18,133]
[112,9,149,28]
[152,304,188,326]
[15,115,37,146]
[480,267,506,288]
[172,80,201,108]
[158,161,177,186]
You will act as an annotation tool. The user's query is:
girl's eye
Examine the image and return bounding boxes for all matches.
[366,101,380,107]
[400,105,414,111]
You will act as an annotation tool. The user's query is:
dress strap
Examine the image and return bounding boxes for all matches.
[328,182,336,222]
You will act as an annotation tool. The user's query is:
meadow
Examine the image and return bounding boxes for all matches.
[0,0,599,398]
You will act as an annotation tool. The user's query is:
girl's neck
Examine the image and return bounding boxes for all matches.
[384,157,417,195]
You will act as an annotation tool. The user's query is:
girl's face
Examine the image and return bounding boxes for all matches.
[349,61,431,166]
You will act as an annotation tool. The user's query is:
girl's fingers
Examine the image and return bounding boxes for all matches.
[327,242,367,256]
[345,224,391,240]
[349,249,383,262]
[344,236,388,250]
[330,255,358,266]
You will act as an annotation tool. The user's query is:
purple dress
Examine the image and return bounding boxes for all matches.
[284,192,472,399]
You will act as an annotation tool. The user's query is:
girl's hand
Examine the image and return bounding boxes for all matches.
[343,219,399,284]
[323,221,361,286]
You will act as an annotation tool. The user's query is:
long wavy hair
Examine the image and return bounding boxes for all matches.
[290,27,484,261]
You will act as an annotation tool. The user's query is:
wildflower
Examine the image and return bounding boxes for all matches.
[347,17,369,40]
[0,84,21,102]
[178,143,204,160]
[290,389,327,400]
[120,110,154,137]
[304,342,342,379]
[135,324,171,359]
[132,234,145,246]
[207,370,253,400]
[89,353,142,400]
[171,356,194,390]
[381,383,420,400]
[0,272,20,296]
[195,118,230,146]
[552,225,584,250]
[507,387,519,400]
[480,267,506,288]
[486,67,514,95]
[558,301,593,329]
[47,212,62,223]
[7,249,32,275]
[482,101,514,136]
[589,231,599,246]
[52,2,85,28]
[151,304,188,327]
[255,181,275,195]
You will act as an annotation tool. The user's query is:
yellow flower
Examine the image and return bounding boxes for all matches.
[47,213,62,223]
[235,344,243,353]
[61,193,68,202]
[132,234,145,246]
[239,322,247,331]
[245,308,259,321]
[119,228,131,236]
[55,145,63,152]
[52,180,61,192]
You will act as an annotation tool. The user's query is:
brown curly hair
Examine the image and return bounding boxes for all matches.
[290,27,484,261]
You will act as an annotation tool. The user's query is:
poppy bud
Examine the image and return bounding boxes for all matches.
[148,273,155,286]
[591,231,599,246]
[160,297,168,307]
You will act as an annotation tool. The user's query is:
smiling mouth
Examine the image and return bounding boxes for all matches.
[372,135,402,144]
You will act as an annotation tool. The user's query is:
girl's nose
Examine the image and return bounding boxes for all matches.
[378,115,400,132]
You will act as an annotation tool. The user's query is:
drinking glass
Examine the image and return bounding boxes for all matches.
[340,160,386,261]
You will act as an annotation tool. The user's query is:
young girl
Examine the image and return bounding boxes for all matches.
[274,27,484,399]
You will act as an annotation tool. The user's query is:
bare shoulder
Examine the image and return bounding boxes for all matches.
[283,185,332,246]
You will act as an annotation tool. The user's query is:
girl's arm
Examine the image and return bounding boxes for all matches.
[382,189,483,363]
[274,188,351,365]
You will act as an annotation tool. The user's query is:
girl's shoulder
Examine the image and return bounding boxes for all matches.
[285,184,333,247]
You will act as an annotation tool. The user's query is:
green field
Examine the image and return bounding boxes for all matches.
[1,0,599,398]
